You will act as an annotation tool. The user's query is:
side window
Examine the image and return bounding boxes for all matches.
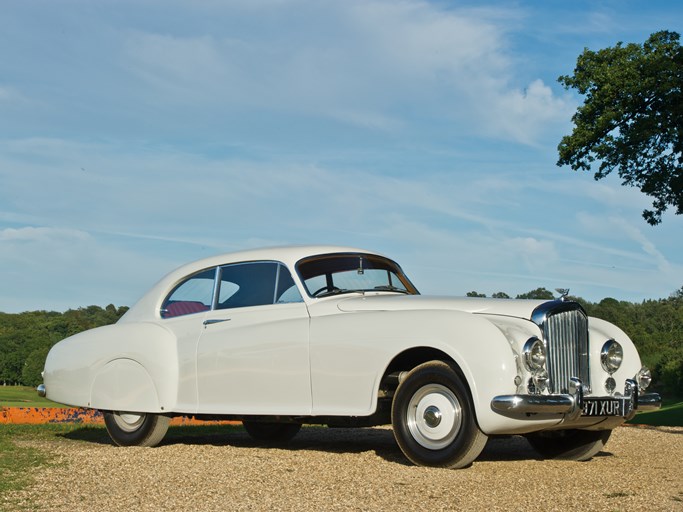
[161,268,215,318]
[276,264,303,303]
[216,262,278,310]
[215,262,304,309]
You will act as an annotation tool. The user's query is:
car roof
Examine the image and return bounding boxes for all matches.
[168,245,383,276]
[120,245,385,322]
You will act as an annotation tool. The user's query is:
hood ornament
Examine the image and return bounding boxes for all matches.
[555,288,570,301]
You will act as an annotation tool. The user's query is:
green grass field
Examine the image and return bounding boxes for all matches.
[0,386,68,408]
[0,424,66,508]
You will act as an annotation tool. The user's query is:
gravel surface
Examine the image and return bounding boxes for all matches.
[4,425,683,511]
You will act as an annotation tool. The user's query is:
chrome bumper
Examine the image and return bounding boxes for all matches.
[491,378,662,419]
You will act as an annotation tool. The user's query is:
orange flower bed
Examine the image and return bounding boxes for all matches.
[0,407,237,426]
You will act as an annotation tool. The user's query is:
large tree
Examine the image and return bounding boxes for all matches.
[557,31,683,225]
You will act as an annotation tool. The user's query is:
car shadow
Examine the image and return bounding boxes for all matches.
[58,425,599,465]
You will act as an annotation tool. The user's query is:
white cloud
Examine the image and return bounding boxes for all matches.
[481,79,575,145]
[502,236,559,269]
[0,85,28,104]
[0,86,14,101]
[606,217,672,273]
[0,226,89,244]
[0,225,177,312]
[109,1,571,143]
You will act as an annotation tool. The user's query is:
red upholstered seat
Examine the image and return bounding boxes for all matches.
[163,301,210,318]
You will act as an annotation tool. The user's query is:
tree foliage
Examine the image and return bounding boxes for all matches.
[515,287,555,300]
[466,291,487,298]
[558,30,683,225]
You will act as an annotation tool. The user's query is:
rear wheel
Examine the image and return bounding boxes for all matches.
[242,421,301,443]
[103,411,170,447]
[526,429,612,461]
[391,360,487,468]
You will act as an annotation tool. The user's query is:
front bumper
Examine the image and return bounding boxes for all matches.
[491,378,661,420]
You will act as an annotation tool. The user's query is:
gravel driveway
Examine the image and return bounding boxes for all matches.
[5,425,683,511]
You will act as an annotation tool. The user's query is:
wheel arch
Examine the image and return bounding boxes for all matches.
[379,347,476,417]
[371,313,540,435]
[91,358,161,412]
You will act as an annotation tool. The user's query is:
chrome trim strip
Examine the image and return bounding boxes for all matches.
[211,266,221,310]
[491,394,575,414]
[203,318,230,326]
[273,264,281,304]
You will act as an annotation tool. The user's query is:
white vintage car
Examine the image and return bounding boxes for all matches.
[40,245,661,468]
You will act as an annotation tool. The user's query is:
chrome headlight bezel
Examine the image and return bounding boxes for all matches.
[523,337,547,371]
[600,339,623,374]
[636,367,652,391]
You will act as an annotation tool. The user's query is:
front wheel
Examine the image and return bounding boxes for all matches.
[103,411,170,447]
[525,429,612,461]
[391,360,487,468]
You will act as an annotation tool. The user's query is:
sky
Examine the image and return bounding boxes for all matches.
[1,0,682,313]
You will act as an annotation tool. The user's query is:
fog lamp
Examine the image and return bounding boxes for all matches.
[523,337,546,371]
[637,367,652,391]
[532,369,549,393]
[604,377,616,394]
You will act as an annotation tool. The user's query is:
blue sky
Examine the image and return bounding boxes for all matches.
[1,0,682,312]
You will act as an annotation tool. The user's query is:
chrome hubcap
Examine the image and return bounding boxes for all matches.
[406,384,462,450]
[113,412,145,432]
[423,405,442,428]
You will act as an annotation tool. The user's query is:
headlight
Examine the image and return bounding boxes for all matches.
[523,337,546,371]
[600,340,623,374]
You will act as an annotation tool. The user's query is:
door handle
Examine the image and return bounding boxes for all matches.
[203,318,231,326]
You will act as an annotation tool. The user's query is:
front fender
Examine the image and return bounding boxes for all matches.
[389,311,561,434]
[587,316,643,393]
[310,307,559,433]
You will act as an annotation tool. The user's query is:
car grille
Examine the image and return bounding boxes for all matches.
[533,303,590,394]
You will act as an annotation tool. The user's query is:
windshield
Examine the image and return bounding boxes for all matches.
[296,253,419,298]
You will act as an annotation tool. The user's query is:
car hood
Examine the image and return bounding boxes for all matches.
[336,294,548,321]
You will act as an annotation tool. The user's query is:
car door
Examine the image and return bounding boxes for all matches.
[159,267,216,413]
[196,261,312,415]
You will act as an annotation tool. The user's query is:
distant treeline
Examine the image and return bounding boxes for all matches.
[1,290,681,396]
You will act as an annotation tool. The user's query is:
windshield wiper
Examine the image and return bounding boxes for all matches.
[372,285,410,294]
[315,288,360,298]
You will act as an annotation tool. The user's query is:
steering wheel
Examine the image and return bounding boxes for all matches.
[312,286,341,297]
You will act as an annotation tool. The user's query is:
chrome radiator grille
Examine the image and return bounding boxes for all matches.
[536,305,590,394]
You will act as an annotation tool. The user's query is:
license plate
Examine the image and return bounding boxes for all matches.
[581,398,629,417]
